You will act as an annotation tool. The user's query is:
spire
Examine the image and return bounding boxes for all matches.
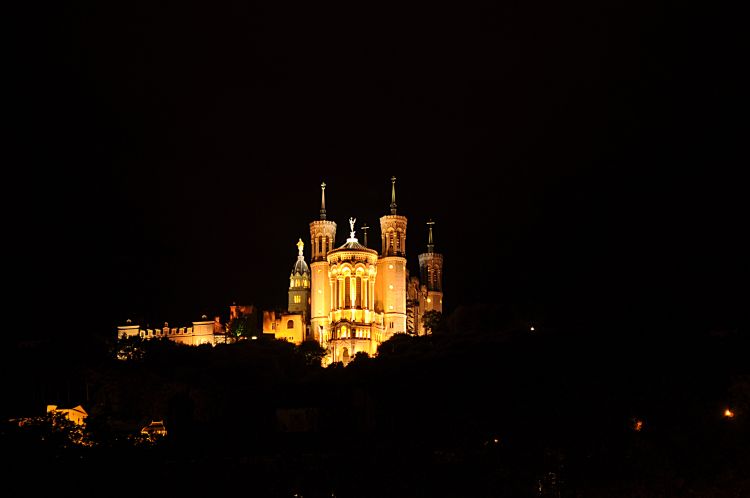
[297,238,304,257]
[426,220,435,252]
[361,222,370,247]
[320,182,327,220]
[390,176,397,214]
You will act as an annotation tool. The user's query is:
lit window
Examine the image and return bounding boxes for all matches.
[294,295,301,304]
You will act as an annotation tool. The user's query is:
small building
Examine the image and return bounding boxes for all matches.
[140,420,167,437]
[263,310,307,344]
[47,404,88,425]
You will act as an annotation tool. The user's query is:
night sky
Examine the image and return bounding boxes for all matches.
[13,1,745,338]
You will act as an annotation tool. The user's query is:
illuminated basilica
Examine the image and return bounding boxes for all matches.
[118,177,444,366]
[267,177,444,364]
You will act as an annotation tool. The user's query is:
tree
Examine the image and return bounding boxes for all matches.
[113,334,146,361]
[422,310,444,334]
[377,333,414,357]
[348,351,370,367]
[296,340,327,367]
[228,312,258,341]
[16,410,94,449]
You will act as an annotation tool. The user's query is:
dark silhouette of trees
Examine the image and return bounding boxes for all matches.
[295,340,327,367]
[422,310,444,334]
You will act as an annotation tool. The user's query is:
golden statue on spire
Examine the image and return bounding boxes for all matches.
[296,238,304,256]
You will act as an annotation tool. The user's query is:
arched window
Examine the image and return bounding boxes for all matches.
[344,277,351,308]
[356,277,362,308]
[287,320,294,329]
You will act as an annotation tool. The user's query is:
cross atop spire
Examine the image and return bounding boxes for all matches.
[320,182,327,220]
[361,222,370,247]
[426,219,435,252]
[390,176,397,214]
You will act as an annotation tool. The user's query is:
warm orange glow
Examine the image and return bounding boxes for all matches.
[724,408,735,418]
[634,419,643,431]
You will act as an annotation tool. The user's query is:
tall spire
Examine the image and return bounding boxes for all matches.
[320,182,327,220]
[426,220,435,252]
[320,182,326,220]
[390,176,397,214]
[361,222,370,247]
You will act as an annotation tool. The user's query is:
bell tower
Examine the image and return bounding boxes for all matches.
[376,176,408,338]
[309,182,337,344]
[418,220,444,315]
[288,239,311,315]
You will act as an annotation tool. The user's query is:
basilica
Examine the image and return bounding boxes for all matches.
[265,177,444,364]
[118,177,444,366]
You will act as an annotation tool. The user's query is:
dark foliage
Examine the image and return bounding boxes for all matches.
[3,313,749,496]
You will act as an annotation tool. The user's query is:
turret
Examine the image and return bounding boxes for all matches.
[288,239,311,315]
[376,176,408,338]
[309,182,337,343]
[418,220,444,315]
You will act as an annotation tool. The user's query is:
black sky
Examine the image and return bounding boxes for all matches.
[12,1,745,338]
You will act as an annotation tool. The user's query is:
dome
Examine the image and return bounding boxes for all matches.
[292,256,309,276]
[328,239,378,255]
[290,238,310,276]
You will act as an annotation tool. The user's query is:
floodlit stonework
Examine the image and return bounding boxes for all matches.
[307,177,445,365]
[117,316,225,346]
[115,177,444,366]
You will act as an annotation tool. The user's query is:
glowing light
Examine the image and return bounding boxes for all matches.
[251,336,258,340]
[388,264,393,269]
[389,284,394,290]
[389,305,394,310]
[493,438,499,444]
[530,326,535,331]
[724,408,735,418]
[634,419,643,431]
[426,297,431,303]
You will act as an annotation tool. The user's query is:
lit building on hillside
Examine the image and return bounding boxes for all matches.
[114,177,444,366]
[304,177,444,364]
